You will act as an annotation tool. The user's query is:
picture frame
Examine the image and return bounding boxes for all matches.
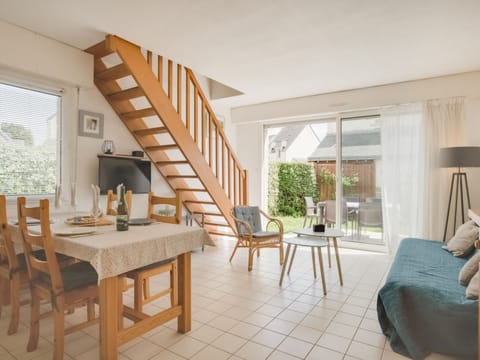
[78,110,104,138]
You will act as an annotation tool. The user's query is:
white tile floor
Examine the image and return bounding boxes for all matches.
[0,237,460,359]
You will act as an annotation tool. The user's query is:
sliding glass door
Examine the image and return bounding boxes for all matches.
[340,116,384,245]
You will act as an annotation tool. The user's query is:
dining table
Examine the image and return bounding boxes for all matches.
[10,214,214,360]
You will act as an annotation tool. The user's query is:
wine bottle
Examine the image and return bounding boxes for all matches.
[116,185,129,231]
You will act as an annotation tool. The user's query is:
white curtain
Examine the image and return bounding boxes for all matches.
[381,98,465,253]
[381,103,425,253]
[423,98,465,240]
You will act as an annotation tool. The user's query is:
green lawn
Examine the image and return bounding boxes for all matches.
[275,216,305,234]
[272,216,381,234]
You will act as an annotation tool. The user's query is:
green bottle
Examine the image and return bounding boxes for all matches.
[116,185,129,231]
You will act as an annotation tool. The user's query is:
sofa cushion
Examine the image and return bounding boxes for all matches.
[466,272,479,299]
[459,250,480,286]
[442,220,478,257]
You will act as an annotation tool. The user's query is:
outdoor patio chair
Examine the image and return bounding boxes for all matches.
[303,196,318,227]
[358,202,383,236]
[229,206,284,271]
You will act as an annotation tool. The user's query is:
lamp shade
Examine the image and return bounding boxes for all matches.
[439,146,480,168]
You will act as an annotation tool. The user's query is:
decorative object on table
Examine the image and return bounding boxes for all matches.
[439,146,480,241]
[116,184,129,231]
[54,184,61,209]
[78,109,104,138]
[64,215,113,227]
[131,150,144,157]
[90,184,102,218]
[101,140,115,154]
[313,223,325,232]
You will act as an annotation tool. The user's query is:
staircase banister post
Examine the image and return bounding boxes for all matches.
[242,169,248,205]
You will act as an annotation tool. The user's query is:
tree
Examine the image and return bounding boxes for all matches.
[0,123,34,146]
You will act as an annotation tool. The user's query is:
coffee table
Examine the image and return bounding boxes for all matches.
[279,228,344,294]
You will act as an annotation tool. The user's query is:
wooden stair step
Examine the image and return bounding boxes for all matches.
[208,230,237,237]
[204,221,228,227]
[156,160,189,165]
[108,87,144,101]
[96,63,130,80]
[176,188,207,192]
[166,175,197,179]
[85,41,113,59]
[134,127,168,136]
[184,200,215,205]
[146,144,178,151]
[121,108,157,120]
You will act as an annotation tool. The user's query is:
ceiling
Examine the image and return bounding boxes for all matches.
[1,0,480,109]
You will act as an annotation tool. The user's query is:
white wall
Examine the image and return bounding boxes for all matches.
[0,20,171,218]
[231,72,480,210]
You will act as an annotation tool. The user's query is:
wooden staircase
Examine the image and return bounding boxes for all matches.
[86,35,247,238]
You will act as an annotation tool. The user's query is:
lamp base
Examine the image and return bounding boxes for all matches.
[443,171,471,241]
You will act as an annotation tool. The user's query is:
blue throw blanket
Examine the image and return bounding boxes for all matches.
[377,238,477,359]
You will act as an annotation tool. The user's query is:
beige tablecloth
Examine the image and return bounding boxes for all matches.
[11,220,214,281]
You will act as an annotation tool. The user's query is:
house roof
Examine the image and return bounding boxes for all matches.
[308,130,381,161]
[269,126,304,152]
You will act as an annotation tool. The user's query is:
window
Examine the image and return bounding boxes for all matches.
[0,82,61,195]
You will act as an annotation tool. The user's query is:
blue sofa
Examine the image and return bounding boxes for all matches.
[377,238,477,360]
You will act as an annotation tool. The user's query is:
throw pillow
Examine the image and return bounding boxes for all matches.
[459,250,480,286]
[466,272,479,299]
[442,220,479,257]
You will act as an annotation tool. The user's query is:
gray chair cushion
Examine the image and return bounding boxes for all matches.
[233,206,262,234]
[40,261,98,292]
[252,231,280,238]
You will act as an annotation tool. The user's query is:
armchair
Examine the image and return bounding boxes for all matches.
[229,206,284,271]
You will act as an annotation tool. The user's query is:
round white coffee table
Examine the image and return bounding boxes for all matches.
[279,228,344,294]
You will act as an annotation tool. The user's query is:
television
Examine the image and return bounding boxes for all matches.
[98,155,151,195]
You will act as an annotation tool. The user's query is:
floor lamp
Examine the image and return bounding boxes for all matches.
[440,146,480,241]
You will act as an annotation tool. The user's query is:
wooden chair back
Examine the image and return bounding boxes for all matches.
[147,192,181,224]
[0,195,19,273]
[106,189,133,215]
[17,197,63,293]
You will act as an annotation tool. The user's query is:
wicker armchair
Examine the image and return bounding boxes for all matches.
[229,206,284,271]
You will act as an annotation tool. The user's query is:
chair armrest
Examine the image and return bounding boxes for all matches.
[260,210,284,234]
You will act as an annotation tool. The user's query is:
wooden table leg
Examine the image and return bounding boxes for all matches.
[177,252,191,333]
[287,245,297,275]
[279,244,292,286]
[311,247,317,279]
[327,239,331,268]
[100,276,119,360]
[332,237,343,286]
[317,247,327,295]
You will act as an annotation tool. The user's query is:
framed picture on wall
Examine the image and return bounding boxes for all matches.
[78,110,104,138]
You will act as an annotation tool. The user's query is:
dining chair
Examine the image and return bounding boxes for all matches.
[106,189,133,215]
[229,205,284,271]
[125,192,180,312]
[17,197,99,360]
[324,199,352,234]
[0,194,30,335]
[303,196,318,227]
